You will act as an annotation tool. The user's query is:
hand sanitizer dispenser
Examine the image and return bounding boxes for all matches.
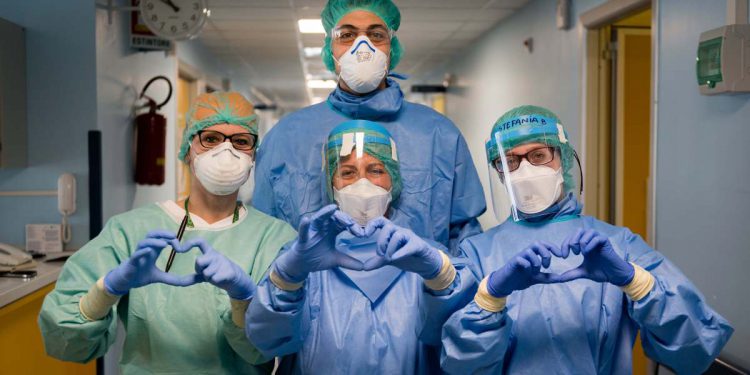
[697,0,750,95]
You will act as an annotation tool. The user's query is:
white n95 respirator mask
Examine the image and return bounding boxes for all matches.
[335,36,389,94]
[509,160,564,214]
[333,178,392,226]
[192,142,254,196]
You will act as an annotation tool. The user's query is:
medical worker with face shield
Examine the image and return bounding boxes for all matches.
[439,105,733,374]
[245,120,477,374]
[252,0,485,253]
[38,92,296,374]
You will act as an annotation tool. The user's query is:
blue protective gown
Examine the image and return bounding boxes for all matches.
[441,196,733,375]
[245,231,477,375]
[252,77,486,252]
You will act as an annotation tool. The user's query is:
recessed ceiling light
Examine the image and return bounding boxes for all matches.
[298,19,325,34]
[307,79,337,89]
[304,47,323,58]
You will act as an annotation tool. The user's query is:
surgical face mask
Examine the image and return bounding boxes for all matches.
[508,160,564,214]
[333,178,392,226]
[191,142,254,196]
[334,36,388,94]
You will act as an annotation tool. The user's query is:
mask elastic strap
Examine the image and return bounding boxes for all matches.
[388,72,408,80]
[332,55,344,86]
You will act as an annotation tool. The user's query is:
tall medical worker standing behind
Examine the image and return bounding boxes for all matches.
[252,0,486,252]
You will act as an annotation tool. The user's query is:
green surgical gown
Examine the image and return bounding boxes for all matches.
[38,203,296,374]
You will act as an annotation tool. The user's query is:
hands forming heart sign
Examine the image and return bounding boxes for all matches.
[104,230,258,300]
[273,204,370,284]
[104,211,636,301]
[104,230,199,296]
[274,205,449,284]
[361,217,444,279]
[486,228,636,298]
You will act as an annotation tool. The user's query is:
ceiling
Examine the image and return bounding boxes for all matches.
[198,0,530,110]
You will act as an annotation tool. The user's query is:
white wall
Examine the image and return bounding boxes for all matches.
[413,0,605,229]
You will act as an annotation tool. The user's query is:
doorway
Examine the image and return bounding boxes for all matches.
[582,4,654,375]
[614,11,652,237]
[584,8,652,240]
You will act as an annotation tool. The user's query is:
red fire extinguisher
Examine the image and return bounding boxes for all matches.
[134,76,172,185]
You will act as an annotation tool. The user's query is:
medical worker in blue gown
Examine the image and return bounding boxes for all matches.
[252,0,485,252]
[246,120,477,374]
[440,105,734,375]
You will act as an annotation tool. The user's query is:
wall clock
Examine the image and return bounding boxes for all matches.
[139,0,208,40]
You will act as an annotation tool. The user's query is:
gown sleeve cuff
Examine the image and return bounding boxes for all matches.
[230,298,251,328]
[79,278,120,321]
[474,277,507,312]
[270,269,304,291]
[424,251,457,291]
[621,262,655,301]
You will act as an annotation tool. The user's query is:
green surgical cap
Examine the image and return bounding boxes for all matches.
[178,91,258,162]
[321,0,403,72]
[325,119,402,202]
[486,105,577,192]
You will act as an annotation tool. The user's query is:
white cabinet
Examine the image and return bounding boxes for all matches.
[0,17,27,168]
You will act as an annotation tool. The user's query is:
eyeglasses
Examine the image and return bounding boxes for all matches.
[494,146,557,173]
[331,25,393,46]
[197,130,257,151]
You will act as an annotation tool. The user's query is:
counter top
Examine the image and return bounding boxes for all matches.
[0,259,65,308]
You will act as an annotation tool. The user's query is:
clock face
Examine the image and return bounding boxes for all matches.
[140,0,208,41]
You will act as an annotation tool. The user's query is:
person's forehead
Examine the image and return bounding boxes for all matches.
[203,124,249,135]
[339,153,382,164]
[336,10,386,29]
[509,142,549,153]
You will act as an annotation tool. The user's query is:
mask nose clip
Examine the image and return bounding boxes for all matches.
[351,37,376,54]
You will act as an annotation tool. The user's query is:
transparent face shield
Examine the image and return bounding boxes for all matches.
[323,130,400,226]
[486,119,581,222]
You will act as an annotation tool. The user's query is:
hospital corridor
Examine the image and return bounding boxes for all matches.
[0,0,747,374]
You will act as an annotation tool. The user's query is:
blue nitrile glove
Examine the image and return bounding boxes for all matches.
[486,241,566,297]
[104,230,202,296]
[362,217,443,279]
[558,228,635,286]
[274,204,366,284]
[180,237,256,300]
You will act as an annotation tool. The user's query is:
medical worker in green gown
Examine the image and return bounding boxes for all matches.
[38,92,296,374]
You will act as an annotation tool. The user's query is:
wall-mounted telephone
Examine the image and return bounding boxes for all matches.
[0,242,32,267]
[58,173,76,244]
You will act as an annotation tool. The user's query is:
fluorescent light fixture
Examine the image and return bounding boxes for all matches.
[304,47,323,58]
[298,19,325,34]
[307,79,337,89]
